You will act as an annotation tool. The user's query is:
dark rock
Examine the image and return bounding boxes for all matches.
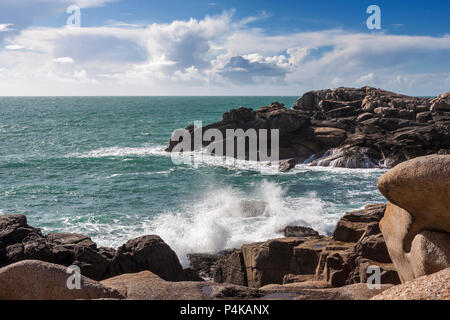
[278,158,299,172]
[109,235,185,282]
[0,214,191,282]
[416,111,432,123]
[166,87,449,169]
[283,226,320,238]
[187,250,234,280]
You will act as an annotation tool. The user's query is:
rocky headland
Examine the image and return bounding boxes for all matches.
[1,154,448,300]
[166,87,450,170]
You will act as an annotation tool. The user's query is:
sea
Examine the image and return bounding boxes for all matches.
[0,97,387,265]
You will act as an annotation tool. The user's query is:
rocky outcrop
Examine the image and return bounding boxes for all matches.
[101,271,263,300]
[333,203,385,242]
[166,87,450,169]
[283,226,320,238]
[377,155,450,282]
[371,268,449,300]
[102,269,393,300]
[213,204,400,289]
[0,260,124,300]
[108,235,186,281]
[0,214,190,282]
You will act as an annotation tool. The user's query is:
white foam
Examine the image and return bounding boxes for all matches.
[55,181,339,267]
[152,181,339,266]
[68,145,168,158]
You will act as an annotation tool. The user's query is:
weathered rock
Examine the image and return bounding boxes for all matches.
[241,238,303,288]
[378,155,450,283]
[357,260,400,285]
[0,260,124,300]
[294,238,336,276]
[0,214,197,282]
[213,249,247,286]
[431,100,450,112]
[371,268,450,300]
[109,235,185,281]
[416,111,432,123]
[378,155,450,250]
[283,226,320,238]
[333,204,386,242]
[320,246,354,287]
[313,127,347,147]
[167,87,449,169]
[102,271,263,300]
[212,203,397,290]
[282,274,315,284]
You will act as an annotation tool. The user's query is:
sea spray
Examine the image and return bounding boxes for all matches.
[145,180,334,266]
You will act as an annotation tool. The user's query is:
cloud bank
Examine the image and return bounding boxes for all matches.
[0,9,449,95]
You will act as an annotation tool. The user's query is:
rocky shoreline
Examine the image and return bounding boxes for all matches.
[166,87,449,170]
[1,154,448,300]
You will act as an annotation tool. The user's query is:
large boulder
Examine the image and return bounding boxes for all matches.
[378,155,450,282]
[0,260,124,300]
[378,155,450,250]
[109,235,185,281]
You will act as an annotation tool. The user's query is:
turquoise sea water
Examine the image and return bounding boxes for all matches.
[0,97,386,265]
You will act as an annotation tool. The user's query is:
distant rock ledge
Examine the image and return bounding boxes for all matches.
[166,87,450,170]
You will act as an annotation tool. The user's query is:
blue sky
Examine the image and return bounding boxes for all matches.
[0,0,449,96]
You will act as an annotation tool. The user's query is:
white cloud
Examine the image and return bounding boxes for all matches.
[5,44,25,50]
[0,24,13,32]
[0,10,449,96]
[53,57,75,64]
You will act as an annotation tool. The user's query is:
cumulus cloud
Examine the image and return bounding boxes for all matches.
[0,9,449,95]
[0,24,14,32]
[221,54,291,83]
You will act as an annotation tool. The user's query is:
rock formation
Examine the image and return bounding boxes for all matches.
[377,155,450,282]
[213,204,400,288]
[166,87,450,169]
[101,270,263,300]
[0,214,191,281]
[0,260,124,300]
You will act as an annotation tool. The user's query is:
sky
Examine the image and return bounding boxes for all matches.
[0,0,449,96]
